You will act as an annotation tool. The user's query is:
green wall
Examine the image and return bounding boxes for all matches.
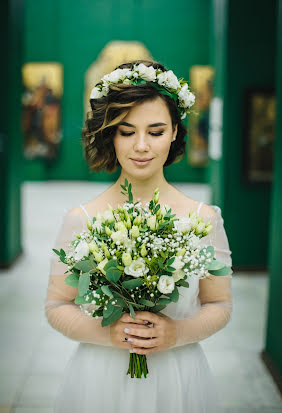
[265,0,282,382]
[0,0,24,267]
[209,0,277,268]
[23,0,211,183]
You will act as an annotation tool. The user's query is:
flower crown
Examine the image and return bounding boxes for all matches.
[89,63,195,120]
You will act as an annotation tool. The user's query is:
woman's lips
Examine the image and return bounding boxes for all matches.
[130,158,153,166]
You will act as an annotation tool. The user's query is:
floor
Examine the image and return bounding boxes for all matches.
[0,182,281,413]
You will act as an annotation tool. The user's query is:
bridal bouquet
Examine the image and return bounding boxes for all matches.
[53,179,232,378]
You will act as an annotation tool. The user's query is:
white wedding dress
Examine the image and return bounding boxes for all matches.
[45,201,233,413]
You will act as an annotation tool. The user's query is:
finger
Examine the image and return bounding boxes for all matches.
[131,346,157,355]
[123,325,157,339]
[128,337,159,348]
[134,311,160,325]
[120,313,148,325]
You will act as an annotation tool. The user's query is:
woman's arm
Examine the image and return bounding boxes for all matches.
[45,208,112,346]
[172,204,233,348]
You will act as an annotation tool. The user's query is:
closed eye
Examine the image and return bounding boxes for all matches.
[120,131,164,136]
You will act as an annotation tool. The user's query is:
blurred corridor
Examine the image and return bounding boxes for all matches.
[0,182,281,412]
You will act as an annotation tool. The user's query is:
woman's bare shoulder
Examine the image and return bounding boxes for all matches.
[170,188,216,218]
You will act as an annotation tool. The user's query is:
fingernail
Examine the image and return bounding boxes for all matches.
[128,338,134,342]
[130,349,136,353]
[124,328,131,333]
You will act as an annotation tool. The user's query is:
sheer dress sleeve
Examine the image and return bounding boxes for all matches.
[45,208,112,346]
[172,205,233,348]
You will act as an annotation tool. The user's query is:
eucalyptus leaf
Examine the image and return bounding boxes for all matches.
[103,301,115,318]
[168,286,179,303]
[74,260,93,272]
[122,278,143,289]
[207,260,226,271]
[65,273,79,288]
[177,279,189,287]
[157,297,171,305]
[129,303,136,319]
[104,259,118,271]
[138,298,155,307]
[106,267,122,283]
[151,304,166,313]
[78,272,90,296]
[101,285,114,297]
[208,267,233,276]
[101,306,122,327]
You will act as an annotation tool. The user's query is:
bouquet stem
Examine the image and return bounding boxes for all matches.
[126,353,149,378]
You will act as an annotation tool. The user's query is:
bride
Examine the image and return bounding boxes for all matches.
[46,60,233,412]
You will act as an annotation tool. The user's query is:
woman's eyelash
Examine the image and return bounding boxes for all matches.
[120,131,164,136]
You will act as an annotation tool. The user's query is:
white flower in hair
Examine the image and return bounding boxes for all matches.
[90,87,104,99]
[178,83,195,108]
[135,63,156,81]
[89,64,196,119]
[157,70,181,91]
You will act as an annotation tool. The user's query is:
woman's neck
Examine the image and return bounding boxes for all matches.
[110,170,173,205]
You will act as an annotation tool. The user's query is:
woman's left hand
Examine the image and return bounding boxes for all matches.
[122,311,177,354]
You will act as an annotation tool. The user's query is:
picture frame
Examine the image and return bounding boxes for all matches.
[242,87,276,184]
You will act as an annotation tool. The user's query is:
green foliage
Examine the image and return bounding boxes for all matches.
[122,278,143,289]
[65,273,79,288]
[206,259,225,271]
[78,272,90,296]
[106,267,122,283]
[167,286,179,302]
[138,299,155,307]
[101,306,123,327]
[208,266,233,276]
[101,285,114,297]
[103,301,115,318]
[129,303,136,319]
[74,260,93,272]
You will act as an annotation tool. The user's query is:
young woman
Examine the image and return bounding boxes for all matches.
[46,60,233,412]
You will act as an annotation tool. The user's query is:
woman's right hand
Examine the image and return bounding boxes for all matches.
[110,312,150,349]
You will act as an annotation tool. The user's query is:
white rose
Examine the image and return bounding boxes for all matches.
[157,275,175,294]
[102,68,124,83]
[74,240,89,261]
[174,217,192,233]
[157,70,181,91]
[90,87,104,99]
[178,85,195,108]
[171,255,185,270]
[124,257,149,278]
[172,269,185,282]
[136,63,156,81]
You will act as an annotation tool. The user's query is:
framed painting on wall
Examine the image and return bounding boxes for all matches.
[21,62,63,160]
[242,88,276,184]
[187,65,214,167]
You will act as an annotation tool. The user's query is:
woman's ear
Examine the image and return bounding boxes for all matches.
[172,124,178,141]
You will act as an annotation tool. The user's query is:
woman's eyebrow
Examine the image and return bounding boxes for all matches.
[119,122,167,127]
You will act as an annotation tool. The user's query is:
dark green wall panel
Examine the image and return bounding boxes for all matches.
[23,0,211,183]
[265,0,282,380]
[210,0,277,268]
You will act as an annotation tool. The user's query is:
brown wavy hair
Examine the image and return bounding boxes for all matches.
[81,60,187,172]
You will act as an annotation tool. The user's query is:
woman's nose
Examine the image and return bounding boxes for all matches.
[133,134,150,151]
